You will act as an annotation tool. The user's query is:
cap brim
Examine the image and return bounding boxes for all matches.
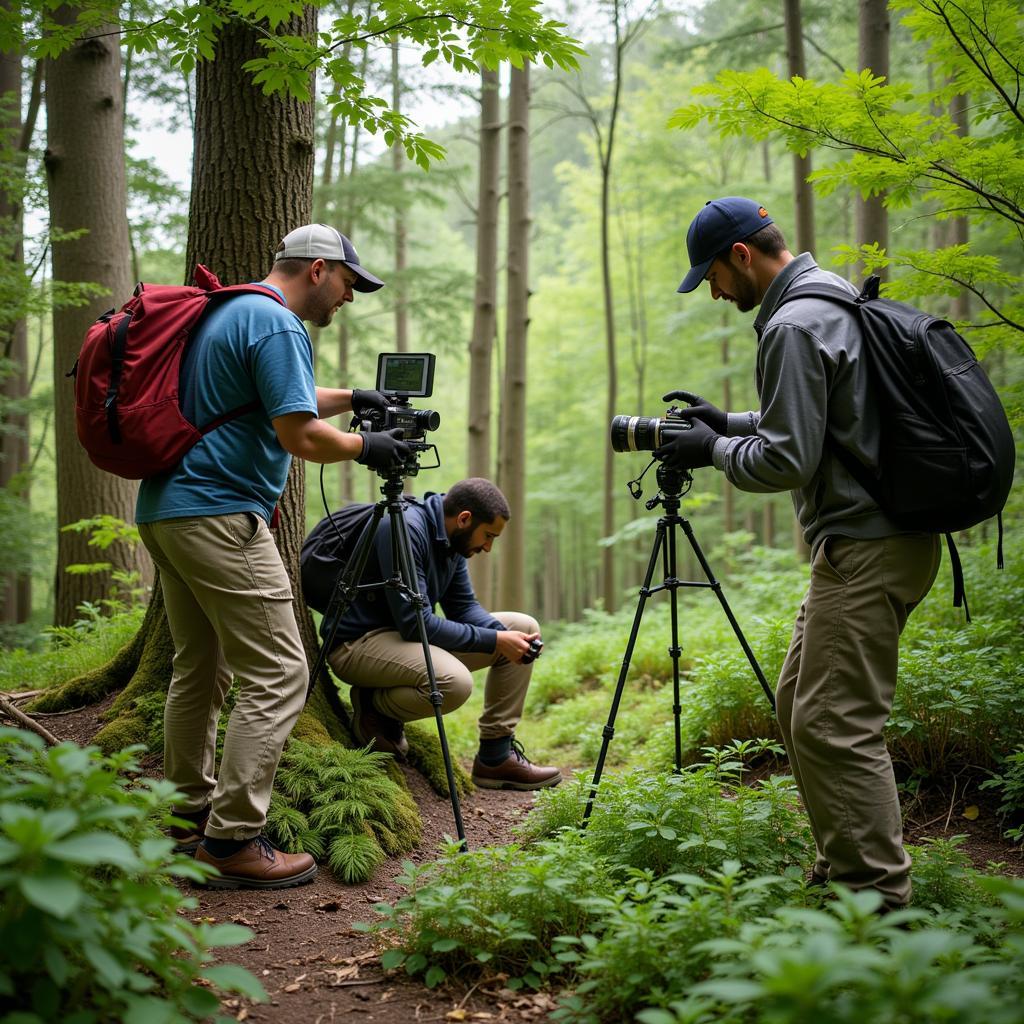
[346,262,385,293]
[677,257,713,294]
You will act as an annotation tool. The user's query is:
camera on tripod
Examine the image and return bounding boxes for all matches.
[357,353,441,474]
[609,405,693,453]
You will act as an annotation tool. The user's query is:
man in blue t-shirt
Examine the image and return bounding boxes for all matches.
[138,224,411,889]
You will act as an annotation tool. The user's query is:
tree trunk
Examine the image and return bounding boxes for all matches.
[497,64,529,612]
[44,7,146,626]
[391,39,408,353]
[856,0,889,281]
[467,66,501,605]
[600,5,626,613]
[784,0,814,564]
[0,23,31,624]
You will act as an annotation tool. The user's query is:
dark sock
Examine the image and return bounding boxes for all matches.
[477,735,513,766]
[201,836,251,858]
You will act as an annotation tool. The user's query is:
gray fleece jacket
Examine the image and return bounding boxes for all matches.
[711,253,903,555]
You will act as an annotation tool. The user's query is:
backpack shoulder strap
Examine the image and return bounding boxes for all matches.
[206,283,287,307]
[775,275,878,313]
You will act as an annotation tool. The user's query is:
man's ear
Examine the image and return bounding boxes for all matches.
[310,258,327,283]
[456,510,473,530]
[730,242,753,268]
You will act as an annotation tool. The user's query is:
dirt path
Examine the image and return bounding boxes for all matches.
[26,696,1024,1022]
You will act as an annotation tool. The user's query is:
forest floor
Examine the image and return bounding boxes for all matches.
[28,692,1024,1024]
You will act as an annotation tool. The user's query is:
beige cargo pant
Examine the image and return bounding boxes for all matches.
[139,513,308,841]
[776,533,941,907]
[327,611,538,738]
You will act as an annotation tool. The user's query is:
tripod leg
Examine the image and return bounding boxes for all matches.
[664,520,684,773]
[582,522,666,827]
[679,518,776,711]
[388,501,469,849]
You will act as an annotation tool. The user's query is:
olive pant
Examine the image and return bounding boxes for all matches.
[139,513,308,841]
[776,533,941,907]
[327,611,539,738]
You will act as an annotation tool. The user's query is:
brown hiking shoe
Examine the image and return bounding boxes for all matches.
[167,805,210,854]
[195,836,317,890]
[471,739,562,791]
[350,686,409,759]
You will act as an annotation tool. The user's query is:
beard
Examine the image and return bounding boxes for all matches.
[450,524,479,558]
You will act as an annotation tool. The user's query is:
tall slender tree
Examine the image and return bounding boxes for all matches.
[497,63,529,612]
[467,65,501,603]
[44,6,143,626]
[856,0,890,279]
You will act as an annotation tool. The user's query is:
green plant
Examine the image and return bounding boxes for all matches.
[59,515,149,614]
[980,745,1024,829]
[269,738,421,882]
[0,727,266,1022]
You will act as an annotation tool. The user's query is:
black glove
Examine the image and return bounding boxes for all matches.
[351,388,389,423]
[356,428,412,471]
[654,417,720,470]
[662,390,728,435]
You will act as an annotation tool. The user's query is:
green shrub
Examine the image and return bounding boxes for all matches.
[980,745,1024,835]
[636,881,1024,1024]
[268,739,422,882]
[0,727,266,1023]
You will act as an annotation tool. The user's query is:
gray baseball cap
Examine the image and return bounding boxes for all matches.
[275,223,384,293]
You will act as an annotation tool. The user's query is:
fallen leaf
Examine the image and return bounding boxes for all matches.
[446,1011,467,1021]
[237,1011,248,1022]
[962,805,980,820]
[283,983,301,993]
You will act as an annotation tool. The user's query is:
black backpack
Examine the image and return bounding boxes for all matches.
[300,503,376,615]
[778,276,1015,617]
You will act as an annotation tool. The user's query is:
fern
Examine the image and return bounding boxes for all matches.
[327,832,385,884]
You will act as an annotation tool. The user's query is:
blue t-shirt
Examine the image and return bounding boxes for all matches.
[136,287,318,524]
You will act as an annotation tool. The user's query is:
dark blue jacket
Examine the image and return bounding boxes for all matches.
[323,492,503,653]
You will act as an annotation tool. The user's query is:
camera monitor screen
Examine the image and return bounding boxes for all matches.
[376,353,436,398]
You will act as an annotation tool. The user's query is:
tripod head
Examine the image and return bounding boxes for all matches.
[626,458,693,511]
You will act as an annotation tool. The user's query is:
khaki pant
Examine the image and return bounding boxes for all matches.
[327,611,538,739]
[776,533,941,906]
[139,513,308,840]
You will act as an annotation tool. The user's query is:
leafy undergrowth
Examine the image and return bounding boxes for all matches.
[0,728,266,1023]
[361,742,1024,1023]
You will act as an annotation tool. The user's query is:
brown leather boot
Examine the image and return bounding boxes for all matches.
[167,805,210,854]
[195,836,317,889]
[471,739,562,791]
[350,686,409,759]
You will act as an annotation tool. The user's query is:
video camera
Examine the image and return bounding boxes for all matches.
[609,405,693,453]
[357,352,441,475]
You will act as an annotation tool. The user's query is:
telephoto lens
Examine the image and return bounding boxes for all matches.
[609,412,692,453]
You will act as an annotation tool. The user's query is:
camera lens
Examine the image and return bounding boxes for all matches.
[412,408,441,432]
[610,415,663,452]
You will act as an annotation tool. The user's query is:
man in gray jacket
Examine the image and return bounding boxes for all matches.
[658,196,940,909]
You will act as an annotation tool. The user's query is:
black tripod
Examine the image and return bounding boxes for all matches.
[308,466,467,849]
[582,463,776,825]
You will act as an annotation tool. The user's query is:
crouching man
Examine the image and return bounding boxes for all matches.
[308,477,561,790]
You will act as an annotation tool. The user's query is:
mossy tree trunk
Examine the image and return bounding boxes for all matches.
[36,7,467,812]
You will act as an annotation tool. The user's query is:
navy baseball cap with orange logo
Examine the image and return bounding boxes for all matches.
[677,197,774,293]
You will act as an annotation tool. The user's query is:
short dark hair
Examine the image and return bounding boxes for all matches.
[272,256,346,278]
[443,478,511,523]
[715,224,788,265]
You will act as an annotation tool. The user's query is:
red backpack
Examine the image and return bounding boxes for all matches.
[72,265,285,479]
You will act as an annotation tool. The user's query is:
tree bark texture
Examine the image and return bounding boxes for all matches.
[497,64,529,613]
[784,0,813,562]
[467,66,501,605]
[856,0,889,279]
[1,23,30,624]
[44,7,144,627]
[784,0,815,257]
[391,39,408,353]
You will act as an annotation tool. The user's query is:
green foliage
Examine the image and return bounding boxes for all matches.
[0,604,145,692]
[673,0,1024,353]
[0,727,266,1022]
[637,882,1024,1024]
[267,738,421,883]
[980,745,1024,836]
[12,1,584,168]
